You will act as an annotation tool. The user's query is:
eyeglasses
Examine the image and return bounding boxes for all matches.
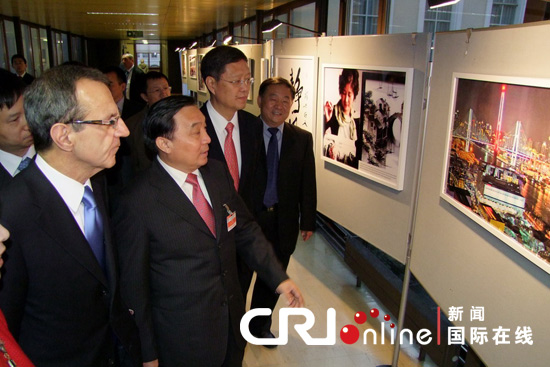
[148,86,172,95]
[66,116,120,128]
[219,78,254,87]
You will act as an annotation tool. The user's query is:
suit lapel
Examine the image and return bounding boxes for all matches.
[26,164,108,287]
[149,160,216,239]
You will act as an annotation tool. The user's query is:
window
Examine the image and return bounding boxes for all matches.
[290,3,316,37]
[491,0,519,26]
[348,0,379,35]
[136,43,161,70]
[424,2,453,33]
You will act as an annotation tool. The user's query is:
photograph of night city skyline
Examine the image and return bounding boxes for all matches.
[443,76,550,269]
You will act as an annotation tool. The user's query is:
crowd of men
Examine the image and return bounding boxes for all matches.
[0,46,316,367]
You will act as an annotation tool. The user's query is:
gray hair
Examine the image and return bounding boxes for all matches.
[23,65,109,151]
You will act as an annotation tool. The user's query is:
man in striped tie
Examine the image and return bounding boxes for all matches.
[115,95,304,367]
[0,68,35,191]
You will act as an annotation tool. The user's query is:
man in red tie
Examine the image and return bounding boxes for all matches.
[199,45,262,297]
[114,95,304,367]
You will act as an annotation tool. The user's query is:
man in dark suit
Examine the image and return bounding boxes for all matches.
[0,69,34,191]
[114,96,304,367]
[11,54,35,86]
[248,77,317,341]
[103,66,144,199]
[124,71,172,175]
[200,45,262,296]
[0,65,141,367]
[121,53,145,106]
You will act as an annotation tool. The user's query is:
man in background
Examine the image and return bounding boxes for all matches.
[124,71,172,175]
[248,77,317,342]
[0,65,141,367]
[121,53,145,105]
[102,66,143,201]
[0,69,34,191]
[11,54,35,85]
[200,45,262,296]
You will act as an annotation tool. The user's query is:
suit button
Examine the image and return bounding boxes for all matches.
[108,358,115,366]
[222,301,227,306]
[222,270,227,277]
[102,289,109,296]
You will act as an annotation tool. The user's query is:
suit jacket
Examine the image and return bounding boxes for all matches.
[200,105,262,206]
[121,98,143,121]
[127,67,145,106]
[0,163,141,367]
[114,159,288,367]
[251,123,317,255]
[0,164,12,192]
[19,73,35,86]
[125,106,154,175]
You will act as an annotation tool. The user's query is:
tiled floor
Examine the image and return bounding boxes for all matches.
[243,233,438,367]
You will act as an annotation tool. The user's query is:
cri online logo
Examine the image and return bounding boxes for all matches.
[240,307,397,346]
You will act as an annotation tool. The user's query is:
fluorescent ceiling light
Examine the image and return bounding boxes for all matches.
[87,12,158,16]
[428,0,461,9]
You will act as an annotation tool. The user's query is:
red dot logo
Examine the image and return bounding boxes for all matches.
[340,325,359,344]
[384,314,391,322]
[354,311,367,324]
[390,323,395,328]
[370,308,379,318]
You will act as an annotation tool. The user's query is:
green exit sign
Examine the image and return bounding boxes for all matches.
[127,31,144,38]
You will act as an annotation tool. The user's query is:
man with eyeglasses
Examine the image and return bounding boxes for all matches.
[200,45,263,298]
[0,65,142,367]
[125,71,172,176]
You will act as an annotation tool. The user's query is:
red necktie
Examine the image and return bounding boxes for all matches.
[224,122,239,191]
[186,173,216,237]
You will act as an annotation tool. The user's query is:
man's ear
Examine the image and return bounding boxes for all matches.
[156,136,172,154]
[205,76,217,96]
[141,92,149,104]
[50,123,74,152]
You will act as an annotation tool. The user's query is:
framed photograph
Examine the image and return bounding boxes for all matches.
[321,64,413,191]
[189,55,197,79]
[275,56,316,134]
[198,55,207,93]
[180,53,187,79]
[441,73,550,273]
[247,58,254,101]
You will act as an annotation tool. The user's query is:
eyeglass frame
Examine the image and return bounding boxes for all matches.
[65,116,121,128]
[219,77,254,87]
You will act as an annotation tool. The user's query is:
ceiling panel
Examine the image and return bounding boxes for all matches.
[0,0,293,39]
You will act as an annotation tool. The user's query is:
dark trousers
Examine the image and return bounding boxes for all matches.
[249,207,291,335]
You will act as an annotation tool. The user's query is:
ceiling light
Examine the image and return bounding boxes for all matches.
[428,0,461,9]
[87,12,158,16]
[261,19,323,36]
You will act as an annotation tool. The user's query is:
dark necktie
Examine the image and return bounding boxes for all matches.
[82,186,105,270]
[263,127,279,207]
[224,122,239,191]
[186,173,216,237]
[16,157,32,173]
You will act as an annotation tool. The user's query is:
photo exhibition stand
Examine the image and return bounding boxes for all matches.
[179,22,550,366]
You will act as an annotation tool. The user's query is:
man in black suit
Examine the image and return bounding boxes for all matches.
[200,45,262,296]
[0,69,34,191]
[0,65,141,367]
[103,66,144,198]
[11,54,35,86]
[121,53,145,106]
[124,71,172,175]
[114,96,304,367]
[248,77,317,341]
